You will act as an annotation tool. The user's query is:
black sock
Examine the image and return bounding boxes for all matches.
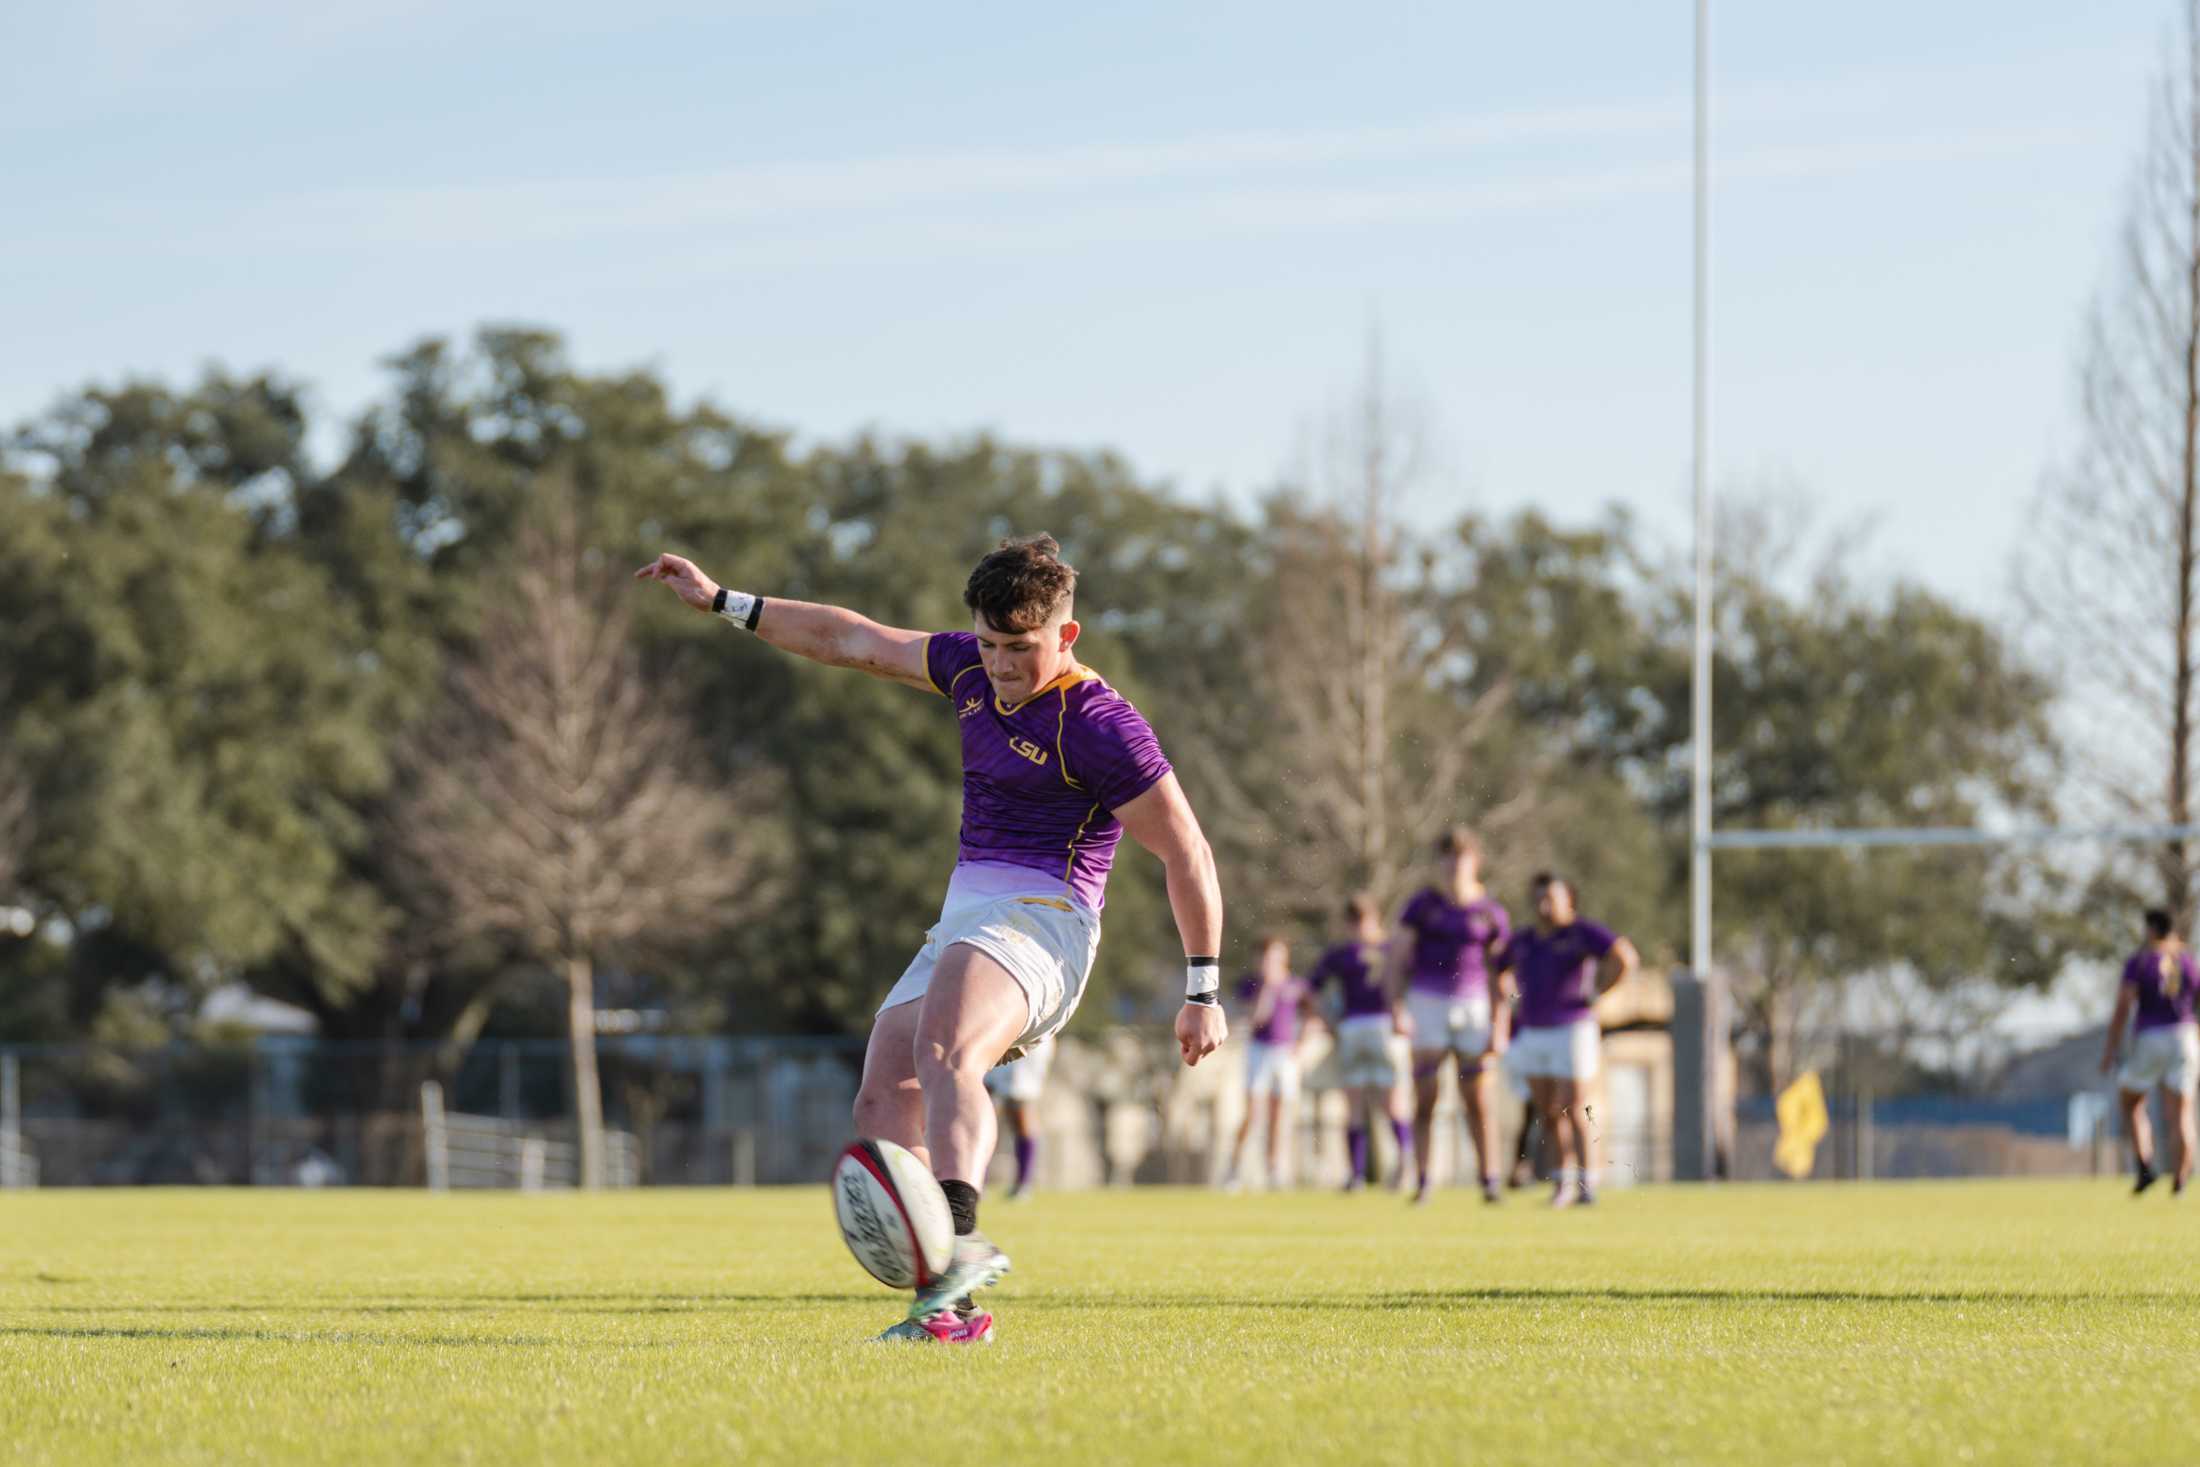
[940,1179,980,1236]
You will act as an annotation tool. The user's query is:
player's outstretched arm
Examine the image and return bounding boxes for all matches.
[1113,773,1228,1067]
[633,553,933,691]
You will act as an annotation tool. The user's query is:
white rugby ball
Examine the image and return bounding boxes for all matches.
[833,1138,954,1290]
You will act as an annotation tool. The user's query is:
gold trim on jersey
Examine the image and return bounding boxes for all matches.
[1063,801,1102,885]
[994,662,1101,716]
[1055,685,1084,791]
[921,633,942,695]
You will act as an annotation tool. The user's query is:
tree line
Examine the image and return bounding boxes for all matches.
[0,326,2080,1105]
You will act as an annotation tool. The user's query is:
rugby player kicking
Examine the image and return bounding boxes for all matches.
[637,534,1227,1343]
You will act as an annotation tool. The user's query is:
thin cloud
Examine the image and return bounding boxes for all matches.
[241,117,2089,266]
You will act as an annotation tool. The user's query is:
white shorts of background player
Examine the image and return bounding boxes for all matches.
[1332,1013,1402,1089]
[1405,989,1493,1060]
[986,1035,1056,1103]
[2117,1022,2200,1096]
[1243,1040,1302,1101]
[1509,1018,1602,1083]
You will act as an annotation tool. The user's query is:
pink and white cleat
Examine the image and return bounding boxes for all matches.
[876,1309,995,1344]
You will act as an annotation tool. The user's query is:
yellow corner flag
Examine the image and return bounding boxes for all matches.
[1774,1070,1829,1179]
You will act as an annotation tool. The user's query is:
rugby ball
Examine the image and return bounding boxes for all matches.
[833,1138,954,1290]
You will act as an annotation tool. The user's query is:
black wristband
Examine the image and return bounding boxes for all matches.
[711,588,728,615]
[1185,991,1220,1006]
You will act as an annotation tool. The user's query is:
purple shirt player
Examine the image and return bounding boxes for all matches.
[1237,970,1310,1047]
[633,531,1230,1343]
[2122,946,2199,1032]
[1494,873,1637,1209]
[1310,941,1392,1021]
[924,630,1170,911]
[1398,888,1510,998]
[2103,910,2200,1196]
[1502,919,1618,1029]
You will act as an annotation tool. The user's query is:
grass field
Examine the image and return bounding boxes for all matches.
[0,1181,2192,1465]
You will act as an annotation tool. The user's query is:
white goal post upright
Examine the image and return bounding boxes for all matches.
[1690,0,1714,987]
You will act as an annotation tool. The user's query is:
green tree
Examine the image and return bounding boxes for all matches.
[0,376,397,1033]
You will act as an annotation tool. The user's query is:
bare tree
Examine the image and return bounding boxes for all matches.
[1197,340,1517,918]
[399,496,774,1187]
[2029,1,2200,925]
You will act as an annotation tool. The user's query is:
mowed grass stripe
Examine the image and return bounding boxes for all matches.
[0,1182,2191,1466]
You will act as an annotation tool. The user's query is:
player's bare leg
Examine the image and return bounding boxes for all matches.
[1534,1077,1578,1207]
[2169,1091,2195,1194]
[907,943,1027,1320]
[1225,1099,1258,1191]
[1410,1054,1446,1204]
[1262,1091,1289,1187]
[2119,1087,2159,1193]
[853,999,928,1166]
[1576,1075,1601,1203]
[1461,1062,1500,1202]
[1509,1098,1538,1188]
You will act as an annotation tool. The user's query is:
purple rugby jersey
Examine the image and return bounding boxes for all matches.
[1501,920,1617,1029]
[925,632,1172,911]
[2122,945,2199,1031]
[1399,888,1510,999]
[1236,971,1309,1047]
[1310,941,1391,1021]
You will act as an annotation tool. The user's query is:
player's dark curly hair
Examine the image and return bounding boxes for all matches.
[964,533,1078,632]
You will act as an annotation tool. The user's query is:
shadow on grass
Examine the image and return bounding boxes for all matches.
[5,1292,880,1319]
[0,1324,564,1347]
[10,1285,2194,1326]
[1025,1285,2200,1311]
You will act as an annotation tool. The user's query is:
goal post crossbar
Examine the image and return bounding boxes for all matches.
[1703,824,2200,852]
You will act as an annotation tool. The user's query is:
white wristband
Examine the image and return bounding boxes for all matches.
[712,588,762,631]
[1185,959,1219,1000]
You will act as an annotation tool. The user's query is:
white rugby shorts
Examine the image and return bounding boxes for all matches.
[1243,1040,1302,1100]
[881,872,1100,1059]
[1332,1013,1402,1089]
[2117,1023,2200,1096]
[1405,989,1493,1062]
[1510,1018,1602,1082]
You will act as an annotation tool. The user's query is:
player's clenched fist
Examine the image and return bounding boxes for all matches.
[633,553,721,612]
[1177,1002,1227,1066]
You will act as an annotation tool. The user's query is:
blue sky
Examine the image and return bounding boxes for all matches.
[0,1,2170,616]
